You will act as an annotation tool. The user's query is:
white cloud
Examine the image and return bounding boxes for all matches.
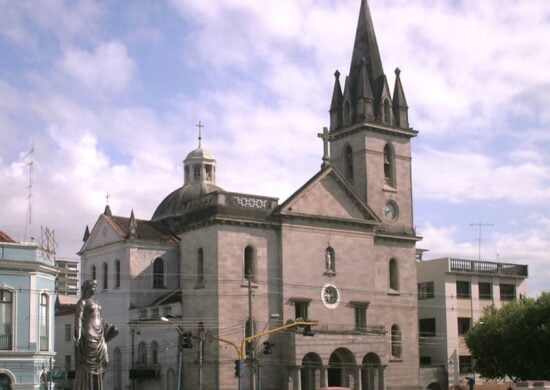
[414,148,550,204]
[60,41,137,95]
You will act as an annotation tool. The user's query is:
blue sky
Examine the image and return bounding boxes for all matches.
[1,0,549,295]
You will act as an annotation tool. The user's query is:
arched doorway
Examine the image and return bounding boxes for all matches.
[427,382,443,390]
[328,348,356,388]
[0,374,11,390]
[362,352,382,390]
[301,352,323,390]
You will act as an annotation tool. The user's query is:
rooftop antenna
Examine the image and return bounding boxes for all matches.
[470,221,494,260]
[38,226,58,260]
[196,121,204,147]
[23,142,34,242]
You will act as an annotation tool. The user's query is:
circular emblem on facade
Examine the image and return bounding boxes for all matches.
[383,201,398,221]
[321,283,340,309]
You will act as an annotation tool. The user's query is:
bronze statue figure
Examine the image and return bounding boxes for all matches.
[74,279,118,390]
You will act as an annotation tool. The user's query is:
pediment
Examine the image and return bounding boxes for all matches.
[79,215,125,253]
[278,167,379,224]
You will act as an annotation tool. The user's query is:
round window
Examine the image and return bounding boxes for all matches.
[321,283,340,309]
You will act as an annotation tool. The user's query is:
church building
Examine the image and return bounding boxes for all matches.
[79,0,422,389]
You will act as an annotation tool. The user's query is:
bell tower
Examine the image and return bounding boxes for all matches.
[328,0,418,231]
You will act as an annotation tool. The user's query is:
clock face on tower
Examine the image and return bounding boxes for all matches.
[384,202,398,221]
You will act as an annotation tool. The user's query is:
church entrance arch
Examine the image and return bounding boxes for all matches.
[427,382,443,390]
[0,374,11,390]
[361,352,382,390]
[301,352,323,390]
[328,348,356,388]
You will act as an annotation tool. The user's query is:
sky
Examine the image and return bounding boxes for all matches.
[0,0,549,296]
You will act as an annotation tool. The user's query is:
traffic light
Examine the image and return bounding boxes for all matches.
[181,332,193,348]
[234,360,241,377]
[263,340,275,354]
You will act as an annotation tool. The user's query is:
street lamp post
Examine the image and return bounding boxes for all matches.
[161,317,188,390]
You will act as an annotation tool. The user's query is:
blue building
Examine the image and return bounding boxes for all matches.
[0,231,57,389]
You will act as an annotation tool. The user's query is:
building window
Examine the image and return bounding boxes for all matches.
[103,262,108,290]
[457,317,472,335]
[115,259,121,288]
[139,309,147,319]
[65,355,72,371]
[418,281,434,300]
[91,265,96,280]
[325,246,335,273]
[113,347,122,390]
[153,257,164,288]
[193,164,201,180]
[383,143,395,187]
[40,293,49,351]
[456,280,471,298]
[344,145,354,181]
[389,258,399,291]
[244,246,256,283]
[391,324,402,358]
[0,290,13,350]
[197,248,204,284]
[150,341,159,364]
[500,283,516,301]
[294,301,309,320]
[205,164,213,181]
[419,318,436,337]
[64,324,72,342]
[138,341,147,364]
[479,282,492,300]
[420,356,432,366]
[151,308,159,318]
[354,305,368,331]
[163,306,172,317]
[459,355,473,373]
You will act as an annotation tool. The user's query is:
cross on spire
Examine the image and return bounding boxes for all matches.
[105,192,110,205]
[196,121,204,147]
[317,127,331,169]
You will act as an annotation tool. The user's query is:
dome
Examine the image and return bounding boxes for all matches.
[151,181,224,222]
[185,147,215,162]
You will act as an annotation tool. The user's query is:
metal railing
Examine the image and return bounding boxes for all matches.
[449,258,528,277]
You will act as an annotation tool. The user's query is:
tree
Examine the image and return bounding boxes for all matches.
[465,292,550,381]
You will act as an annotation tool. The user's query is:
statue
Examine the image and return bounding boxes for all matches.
[74,279,118,390]
[325,248,335,273]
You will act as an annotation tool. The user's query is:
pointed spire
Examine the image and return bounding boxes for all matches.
[329,70,343,131]
[349,0,384,102]
[82,225,90,242]
[196,121,204,148]
[358,57,374,99]
[128,209,138,239]
[103,204,112,217]
[393,67,409,128]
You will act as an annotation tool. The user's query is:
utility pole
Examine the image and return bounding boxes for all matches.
[247,276,255,390]
[470,221,494,260]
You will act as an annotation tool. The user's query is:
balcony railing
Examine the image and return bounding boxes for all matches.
[449,258,528,277]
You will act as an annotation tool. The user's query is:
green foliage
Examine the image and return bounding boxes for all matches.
[465,292,550,381]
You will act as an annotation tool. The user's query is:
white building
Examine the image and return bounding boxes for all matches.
[416,257,528,389]
[55,257,80,297]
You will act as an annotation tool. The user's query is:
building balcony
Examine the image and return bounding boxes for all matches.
[449,258,528,277]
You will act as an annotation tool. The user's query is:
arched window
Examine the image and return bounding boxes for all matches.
[383,99,392,124]
[197,248,204,284]
[383,143,395,187]
[0,289,13,350]
[138,341,147,364]
[325,247,336,273]
[150,341,159,364]
[153,257,164,288]
[40,293,49,351]
[113,347,122,390]
[391,324,402,358]
[244,246,256,283]
[103,262,108,290]
[344,145,354,181]
[91,265,96,281]
[115,259,121,288]
[389,258,399,291]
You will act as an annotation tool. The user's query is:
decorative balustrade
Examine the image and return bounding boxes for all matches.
[449,258,528,277]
